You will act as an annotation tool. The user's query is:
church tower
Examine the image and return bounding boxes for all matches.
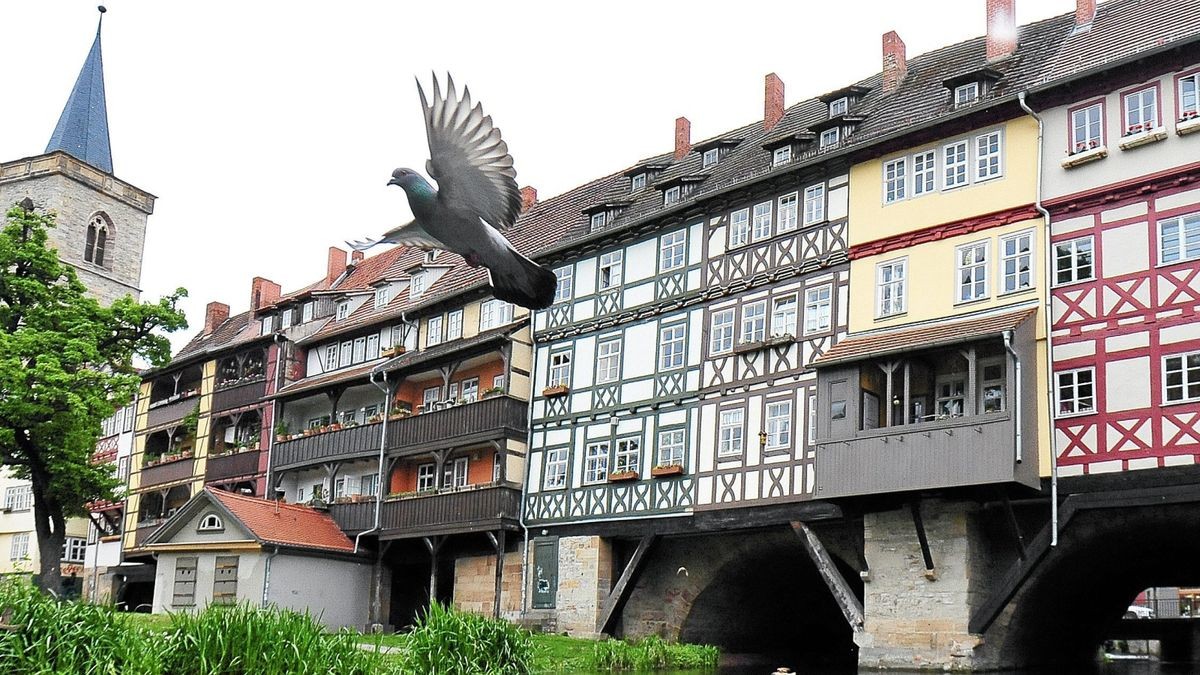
[0,6,154,305]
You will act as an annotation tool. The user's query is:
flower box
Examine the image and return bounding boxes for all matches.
[1178,115,1200,136]
[650,464,684,478]
[542,384,570,398]
[1060,145,1107,169]
[1118,126,1166,151]
[608,470,639,483]
[482,387,505,399]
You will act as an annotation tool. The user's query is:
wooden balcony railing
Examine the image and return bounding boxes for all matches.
[133,521,165,548]
[273,422,385,471]
[205,450,262,483]
[139,456,194,488]
[212,378,267,412]
[328,483,521,537]
[146,394,199,430]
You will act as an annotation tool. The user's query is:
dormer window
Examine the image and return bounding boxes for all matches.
[259,315,274,336]
[280,308,294,329]
[198,514,224,532]
[631,173,647,191]
[301,301,314,323]
[664,186,682,205]
[702,148,720,168]
[773,146,792,166]
[375,286,390,309]
[410,272,427,299]
[820,128,840,149]
[590,212,606,231]
[955,82,980,108]
[336,301,351,321]
[425,250,439,264]
[829,97,849,117]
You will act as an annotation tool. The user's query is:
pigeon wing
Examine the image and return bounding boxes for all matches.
[417,74,522,231]
[346,220,445,252]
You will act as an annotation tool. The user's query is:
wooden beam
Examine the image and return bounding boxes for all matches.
[492,530,506,619]
[910,500,937,580]
[791,521,864,630]
[597,535,658,635]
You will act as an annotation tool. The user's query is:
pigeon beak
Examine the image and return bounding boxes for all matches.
[387,178,401,187]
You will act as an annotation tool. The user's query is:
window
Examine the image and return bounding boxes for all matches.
[324,345,337,370]
[4,485,32,512]
[877,259,907,317]
[765,401,792,449]
[936,376,966,418]
[83,214,109,267]
[913,150,936,195]
[944,140,969,189]
[590,212,606,231]
[975,131,1002,181]
[427,315,444,346]
[597,338,622,384]
[954,82,979,107]
[480,299,513,330]
[1001,232,1033,293]
[366,334,380,359]
[332,476,346,499]
[771,295,797,338]
[777,193,798,233]
[260,315,273,336]
[808,393,817,444]
[660,230,686,271]
[729,208,750,247]
[548,351,572,387]
[804,285,832,334]
[1056,368,1095,416]
[1181,73,1200,119]
[803,185,825,225]
[702,148,719,167]
[710,308,735,354]
[336,302,351,321]
[657,429,685,467]
[417,464,436,491]
[1071,103,1103,152]
[423,386,442,410]
[117,456,130,482]
[820,128,839,149]
[8,532,29,561]
[599,251,623,290]
[212,556,239,605]
[614,437,640,474]
[741,301,766,344]
[375,286,390,308]
[829,97,849,117]
[1159,212,1200,265]
[443,457,468,489]
[543,448,568,489]
[338,341,352,368]
[425,250,439,264]
[172,556,197,606]
[718,409,744,457]
[447,309,463,340]
[197,514,224,532]
[979,358,1006,414]
[883,158,906,203]
[664,186,681,205]
[352,337,366,362]
[410,272,427,298]
[302,302,314,322]
[631,173,647,191]
[659,323,686,370]
[461,377,479,402]
[584,442,609,484]
[1054,236,1094,284]
[1166,352,1200,403]
[493,374,506,390]
[1124,86,1158,132]
[554,266,574,303]
[752,202,772,241]
[280,309,293,330]
[773,146,792,166]
[956,242,989,303]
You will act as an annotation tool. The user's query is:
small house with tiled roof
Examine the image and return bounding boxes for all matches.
[143,488,370,629]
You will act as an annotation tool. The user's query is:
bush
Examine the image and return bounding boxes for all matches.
[588,635,719,671]
[400,601,534,674]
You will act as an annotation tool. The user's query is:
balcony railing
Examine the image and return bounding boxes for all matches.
[139,455,194,488]
[212,378,267,412]
[273,395,528,471]
[328,483,521,537]
[146,394,199,429]
[205,450,262,483]
[133,520,165,548]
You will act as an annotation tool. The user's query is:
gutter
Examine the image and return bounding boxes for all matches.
[1017,90,1059,547]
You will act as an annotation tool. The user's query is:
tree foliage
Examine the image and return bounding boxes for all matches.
[0,201,187,592]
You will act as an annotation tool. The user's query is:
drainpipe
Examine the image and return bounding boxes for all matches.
[1003,330,1022,465]
[262,545,280,607]
[517,317,537,617]
[265,332,287,491]
[360,370,391,626]
[1018,90,1059,547]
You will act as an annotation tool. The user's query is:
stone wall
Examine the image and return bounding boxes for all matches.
[452,547,524,621]
[551,536,612,637]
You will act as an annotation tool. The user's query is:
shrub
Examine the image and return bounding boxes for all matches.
[588,634,719,671]
[400,600,534,674]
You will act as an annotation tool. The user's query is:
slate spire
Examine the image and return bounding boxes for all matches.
[45,6,113,173]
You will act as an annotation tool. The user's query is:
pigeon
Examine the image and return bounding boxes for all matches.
[348,74,557,311]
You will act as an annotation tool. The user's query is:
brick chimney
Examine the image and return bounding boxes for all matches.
[326,246,347,286]
[882,31,908,95]
[350,250,364,265]
[1075,0,1096,27]
[674,117,691,161]
[204,301,230,335]
[520,186,538,212]
[250,277,281,316]
[986,0,1018,62]
[764,73,785,131]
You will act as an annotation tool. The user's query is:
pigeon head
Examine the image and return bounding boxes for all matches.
[388,168,436,203]
[387,168,420,187]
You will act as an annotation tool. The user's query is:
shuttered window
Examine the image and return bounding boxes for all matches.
[172,556,197,607]
[212,556,239,605]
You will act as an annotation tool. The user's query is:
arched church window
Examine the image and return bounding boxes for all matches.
[83,213,113,267]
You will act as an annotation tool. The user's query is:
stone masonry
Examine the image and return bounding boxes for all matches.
[453,547,525,621]
[552,536,612,638]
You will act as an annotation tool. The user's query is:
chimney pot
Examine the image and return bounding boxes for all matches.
[882,31,908,95]
[674,117,691,161]
[1075,0,1095,27]
[520,186,538,212]
[764,73,785,131]
[986,0,1017,61]
[250,277,281,316]
[326,246,348,286]
[204,301,230,335]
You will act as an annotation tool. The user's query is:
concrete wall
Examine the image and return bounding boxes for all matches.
[153,549,267,614]
[267,554,372,630]
[452,546,524,621]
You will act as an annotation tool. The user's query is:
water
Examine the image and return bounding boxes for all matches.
[565,656,1194,674]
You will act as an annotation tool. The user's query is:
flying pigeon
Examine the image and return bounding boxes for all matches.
[348,74,557,311]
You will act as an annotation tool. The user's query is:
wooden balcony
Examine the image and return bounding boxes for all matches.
[329,483,521,538]
[273,395,527,471]
[139,456,194,488]
[133,521,165,548]
[146,394,199,429]
[205,450,262,483]
[212,378,267,412]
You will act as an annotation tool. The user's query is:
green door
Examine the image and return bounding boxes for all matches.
[532,539,557,609]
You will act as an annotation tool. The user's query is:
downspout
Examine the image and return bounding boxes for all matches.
[1002,330,1022,465]
[1019,90,1059,547]
[265,332,287,491]
[361,370,392,626]
[518,317,538,617]
[262,545,280,607]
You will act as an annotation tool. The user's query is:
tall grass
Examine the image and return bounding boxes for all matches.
[400,600,534,674]
[588,635,720,671]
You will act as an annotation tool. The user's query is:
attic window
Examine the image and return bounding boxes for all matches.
[590,212,606,231]
[425,250,439,264]
[820,128,840,149]
[410,272,427,299]
[663,186,682,205]
[772,146,792,166]
[198,514,224,532]
[829,97,849,117]
[375,286,390,309]
[955,82,980,108]
[336,301,351,321]
[301,301,314,323]
[259,315,274,336]
[631,173,647,192]
[702,148,719,168]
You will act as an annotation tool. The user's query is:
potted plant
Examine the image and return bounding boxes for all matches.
[651,464,685,478]
[608,470,639,482]
[329,422,342,432]
[367,413,383,424]
[275,421,289,442]
[542,384,570,398]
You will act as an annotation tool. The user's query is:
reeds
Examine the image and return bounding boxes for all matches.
[400,600,535,674]
[588,635,719,671]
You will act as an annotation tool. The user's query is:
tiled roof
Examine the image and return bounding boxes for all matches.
[274,360,383,399]
[1041,0,1200,83]
[814,307,1037,367]
[172,308,265,362]
[46,21,112,173]
[208,488,356,553]
[372,324,519,375]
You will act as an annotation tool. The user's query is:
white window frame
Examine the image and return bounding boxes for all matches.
[3,485,32,512]
[366,334,380,359]
[335,302,350,321]
[631,173,647,191]
[423,386,442,410]
[883,157,907,203]
[819,128,839,149]
[447,309,463,340]
[1159,212,1200,265]
[741,301,767,344]
[1056,368,1096,417]
[417,464,436,492]
[584,442,609,484]
[777,192,798,233]
[554,265,574,303]
[548,350,572,388]
[803,184,825,225]
[913,150,936,196]
[808,393,817,445]
[659,323,686,370]
[710,308,735,355]
[599,250,624,290]
[596,338,622,384]
[765,401,792,450]
[280,309,293,329]
[1054,236,1095,285]
[1164,351,1200,404]
[943,140,969,189]
[1071,103,1103,151]
[1180,73,1200,119]
[590,212,606,231]
[771,295,797,338]
[664,186,682,205]
[956,241,989,303]
[374,286,390,309]
[954,82,979,108]
[352,337,366,363]
[427,315,444,347]
[614,437,641,475]
[543,448,568,489]
[729,208,750,248]
[324,344,338,370]
[718,409,745,457]
[752,202,772,241]
[876,258,907,318]
[772,145,792,166]
[1123,86,1159,132]
[360,473,379,497]
[804,285,832,335]
[829,97,849,117]
[657,429,685,467]
[702,148,720,167]
[338,340,352,368]
[461,377,479,403]
[9,532,29,561]
[975,131,1003,181]
[659,230,686,271]
[443,457,468,489]
[410,272,426,298]
[1001,231,1034,294]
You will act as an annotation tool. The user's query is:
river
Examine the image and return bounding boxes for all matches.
[567,655,1195,674]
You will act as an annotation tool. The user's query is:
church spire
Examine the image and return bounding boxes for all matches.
[45,6,113,174]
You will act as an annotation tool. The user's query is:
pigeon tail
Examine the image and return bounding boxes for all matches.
[488,251,557,311]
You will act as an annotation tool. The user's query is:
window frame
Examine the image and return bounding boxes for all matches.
[657,428,686,468]
[631,173,647,191]
[1178,70,1200,120]
[975,130,1004,182]
[1053,235,1095,286]
[803,284,833,335]
[955,240,990,304]
[584,442,610,485]
[374,286,390,309]
[543,448,568,490]
[1122,83,1161,133]
[954,82,980,108]
[447,309,463,340]
[752,201,773,241]
[803,184,826,225]
[664,185,682,205]
[590,212,606,231]
[427,315,444,347]
[772,145,792,166]
[718,408,745,458]
[702,148,720,167]
[417,463,437,492]
[596,337,622,384]
[765,400,793,450]
[613,437,641,475]
[828,97,849,117]
[1068,99,1106,154]
[943,140,970,189]
[658,322,686,371]
[912,150,937,196]
[1158,212,1200,266]
[741,300,767,344]
[659,230,687,272]
[1164,351,1200,404]
[876,258,908,318]
[1055,367,1096,417]
[553,265,574,304]
[710,308,735,355]
[598,250,624,290]
[729,208,750,248]
[777,192,799,233]
[548,349,573,388]
[819,128,840,149]
[771,294,797,338]
[883,157,907,204]
[1000,230,1035,295]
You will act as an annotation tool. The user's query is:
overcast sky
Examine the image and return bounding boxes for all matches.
[2,0,1078,350]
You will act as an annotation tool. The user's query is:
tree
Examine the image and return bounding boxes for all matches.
[0,200,187,593]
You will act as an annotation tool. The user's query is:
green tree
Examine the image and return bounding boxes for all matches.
[0,200,187,593]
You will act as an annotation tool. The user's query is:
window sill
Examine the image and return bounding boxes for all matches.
[715,453,744,463]
[1178,116,1200,136]
[1061,146,1108,169]
[953,296,991,308]
[998,286,1037,299]
[1161,398,1200,409]
[1051,277,1096,290]
[1119,127,1167,151]
[1055,409,1097,420]
[875,311,907,322]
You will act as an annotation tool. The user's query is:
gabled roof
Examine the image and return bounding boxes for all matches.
[46,14,112,174]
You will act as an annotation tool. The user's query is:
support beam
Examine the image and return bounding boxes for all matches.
[487,530,507,619]
[998,489,1027,560]
[597,535,658,635]
[791,521,864,630]
[423,535,444,603]
[910,500,937,580]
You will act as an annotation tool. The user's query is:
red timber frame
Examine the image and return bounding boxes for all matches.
[1048,163,1200,475]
